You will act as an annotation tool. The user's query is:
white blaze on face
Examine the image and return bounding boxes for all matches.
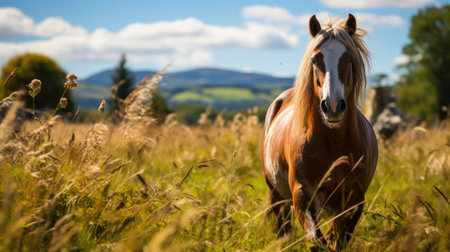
[320,39,346,112]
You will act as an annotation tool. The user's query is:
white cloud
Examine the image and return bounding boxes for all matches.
[241,5,403,29]
[242,5,330,26]
[0,8,87,39]
[0,7,299,67]
[394,55,410,65]
[115,18,298,50]
[319,0,437,9]
[356,13,405,27]
[241,66,253,73]
[394,54,422,65]
[242,5,305,25]
[0,7,34,38]
[35,17,87,37]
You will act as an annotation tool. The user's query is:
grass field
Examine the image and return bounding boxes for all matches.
[0,74,449,251]
[170,87,275,109]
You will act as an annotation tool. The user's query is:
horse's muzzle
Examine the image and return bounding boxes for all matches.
[321,99,346,123]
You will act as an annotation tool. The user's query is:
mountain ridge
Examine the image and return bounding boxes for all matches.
[81,67,295,89]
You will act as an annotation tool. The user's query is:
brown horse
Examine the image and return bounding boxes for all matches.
[262,14,378,249]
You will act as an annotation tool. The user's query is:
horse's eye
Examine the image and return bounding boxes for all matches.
[311,57,317,65]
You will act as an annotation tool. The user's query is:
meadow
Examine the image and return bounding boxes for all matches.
[0,73,449,251]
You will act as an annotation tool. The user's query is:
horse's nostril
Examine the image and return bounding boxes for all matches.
[320,100,329,113]
[338,99,346,112]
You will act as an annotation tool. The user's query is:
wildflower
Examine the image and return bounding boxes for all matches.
[59,98,67,109]
[98,100,105,113]
[64,73,78,89]
[28,79,42,96]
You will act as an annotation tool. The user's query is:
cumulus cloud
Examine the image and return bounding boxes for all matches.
[241,5,404,29]
[242,5,307,25]
[242,5,329,26]
[0,7,299,67]
[115,18,298,50]
[356,13,405,27]
[35,17,87,37]
[0,7,86,39]
[319,0,437,9]
[0,7,34,38]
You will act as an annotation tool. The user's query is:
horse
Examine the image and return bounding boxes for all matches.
[262,14,378,250]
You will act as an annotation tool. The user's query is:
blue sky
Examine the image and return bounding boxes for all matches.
[0,0,446,82]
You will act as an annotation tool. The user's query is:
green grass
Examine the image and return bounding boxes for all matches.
[202,87,254,100]
[171,90,213,103]
[170,87,276,109]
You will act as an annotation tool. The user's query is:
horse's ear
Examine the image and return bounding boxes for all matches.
[345,14,356,36]
[309,15,321,38]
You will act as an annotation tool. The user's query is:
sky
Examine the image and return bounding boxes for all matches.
[0,0,446,81]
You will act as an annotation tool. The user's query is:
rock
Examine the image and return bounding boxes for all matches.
[364,86,396,124]
[373,102,405,139]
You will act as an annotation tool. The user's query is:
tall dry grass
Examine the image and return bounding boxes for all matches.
[0,70,449,251]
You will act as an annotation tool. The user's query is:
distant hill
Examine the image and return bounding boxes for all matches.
[74,67,295,109]
[163,68,294,89]
[81,68,294,89]
[83,70,156,86]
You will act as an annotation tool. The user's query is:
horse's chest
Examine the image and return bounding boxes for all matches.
[297,142,363,185]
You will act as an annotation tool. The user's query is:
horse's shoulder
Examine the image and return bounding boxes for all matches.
[356,109,377,143]
[264,89,294,135]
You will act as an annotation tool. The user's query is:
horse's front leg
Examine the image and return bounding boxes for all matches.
[292,182,326,244]
[330,202,364,250]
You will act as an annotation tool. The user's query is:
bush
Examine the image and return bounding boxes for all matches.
[0,53,74,112]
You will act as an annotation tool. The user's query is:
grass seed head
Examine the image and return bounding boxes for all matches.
[59,98,67,109]
[98,100,106,113]
[64,73,78,89]
[28,79,42,96]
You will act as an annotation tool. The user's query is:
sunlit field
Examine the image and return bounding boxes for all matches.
[0,73,449,251]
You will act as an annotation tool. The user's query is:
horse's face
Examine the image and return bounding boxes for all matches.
[312,39,352,126]
[309,14,356,127]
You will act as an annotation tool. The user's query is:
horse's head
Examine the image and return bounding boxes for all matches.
[309,14,357,127]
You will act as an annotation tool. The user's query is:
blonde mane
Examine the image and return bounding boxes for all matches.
[294,16,371,129]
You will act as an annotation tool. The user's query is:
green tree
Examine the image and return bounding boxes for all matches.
[111,54,134,110]
[396,5,450,120]
[151,92,172,123]
[0,53,74,112]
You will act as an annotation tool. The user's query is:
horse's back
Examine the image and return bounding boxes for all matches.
[264,88,294,136]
